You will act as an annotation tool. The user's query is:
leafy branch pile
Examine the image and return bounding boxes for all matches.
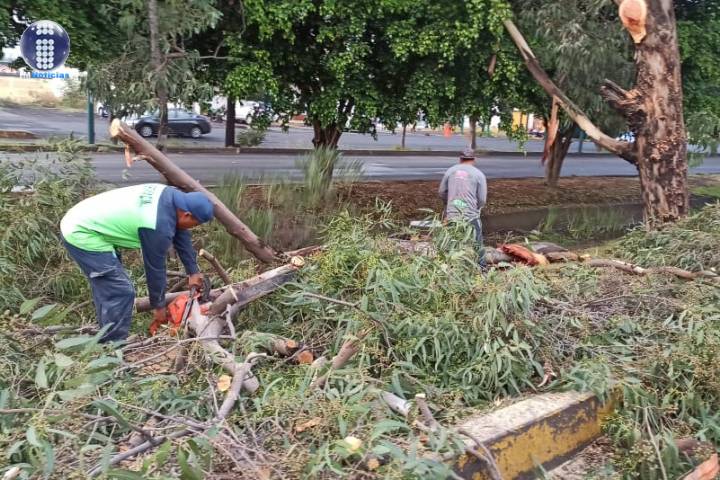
[2,153,720,477]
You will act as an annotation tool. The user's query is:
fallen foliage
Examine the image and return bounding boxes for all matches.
[2,151,720,478]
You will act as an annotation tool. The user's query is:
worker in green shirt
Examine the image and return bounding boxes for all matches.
[60,183,214,342]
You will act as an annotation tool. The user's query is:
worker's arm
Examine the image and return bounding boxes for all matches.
[138,228,173,309]
[476,173,487,209]
[172,229,200,275]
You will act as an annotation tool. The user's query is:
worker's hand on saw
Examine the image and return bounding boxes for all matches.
[149,307,168,336]
[188,273,204,290]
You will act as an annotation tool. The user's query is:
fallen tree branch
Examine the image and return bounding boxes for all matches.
[88,352,266,477]
[109,119,280,263]
[311,329,369,389]
[199,248,232,285]
[585,258,720,282]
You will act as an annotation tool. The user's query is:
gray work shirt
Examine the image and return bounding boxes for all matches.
[438,163,487,220]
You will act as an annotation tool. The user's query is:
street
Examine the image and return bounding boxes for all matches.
[4,150,720,184]
[0,105,554,152]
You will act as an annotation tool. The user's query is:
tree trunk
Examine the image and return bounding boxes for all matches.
[312,120,342,149]
[110,119,280,263]
[601,1,688,225]
[225,95,236,147]
[469,116,478,150]
[148,0,168,151]
[545,127,574,188]
[401,123,407,149]
[504,1,689,226]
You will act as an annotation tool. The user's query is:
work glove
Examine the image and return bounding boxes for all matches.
[188,272,204,290]
[149,307,168,336]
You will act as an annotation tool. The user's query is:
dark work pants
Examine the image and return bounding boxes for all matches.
[470,218,487,268]
[62,238,135,342]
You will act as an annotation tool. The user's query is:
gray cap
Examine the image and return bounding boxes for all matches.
[460,148,476,160]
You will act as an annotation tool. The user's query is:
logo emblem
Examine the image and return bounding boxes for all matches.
[19,21,71,72]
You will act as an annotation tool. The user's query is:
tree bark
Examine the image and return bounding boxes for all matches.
[312,120,342,149]
[545,124,575,188]
[110,119,280,263]
[600,1,688,225]
[469,116,478,151]
[401,123,407,149]
[225,95,236,147]
[148,0,168,151]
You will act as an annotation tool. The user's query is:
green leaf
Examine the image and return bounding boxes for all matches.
[57,384,96,402]
[55,336,93,350]
[177,448,203,480]
[53,353,74,369]
[31,304,57,321]
[370,419,410,440]
[92,400,132,430]
[35,360,48,389]
[26,426,42,447]
[20,297,42,315]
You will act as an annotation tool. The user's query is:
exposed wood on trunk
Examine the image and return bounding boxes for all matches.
[199,249,232,286]
[503,19,636,165]
[109,119,280,263]
[541,100,560,166]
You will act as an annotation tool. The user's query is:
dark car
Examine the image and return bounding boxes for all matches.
[133,109,212,139]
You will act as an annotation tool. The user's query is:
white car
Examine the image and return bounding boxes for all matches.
[236,100,264,124]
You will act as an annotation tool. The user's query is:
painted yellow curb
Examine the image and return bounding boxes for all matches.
[454,391,614,479]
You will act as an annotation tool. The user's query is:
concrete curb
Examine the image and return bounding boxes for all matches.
[0,142,613,158]
[452,391,614,479]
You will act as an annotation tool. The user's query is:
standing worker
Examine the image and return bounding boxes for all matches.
[60,183,214,343]
[438,148,488,267]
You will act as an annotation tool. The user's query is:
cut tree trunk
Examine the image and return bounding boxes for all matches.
[544,125,575,188]
[110,119,280,263]
[312,120,342,149]
[504,0,689,226]
[225,95,236,147]
[600,1,688,225]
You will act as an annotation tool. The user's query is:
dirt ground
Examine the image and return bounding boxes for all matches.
[336,175,720,222]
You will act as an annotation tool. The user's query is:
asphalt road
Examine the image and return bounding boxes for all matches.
[0,105,553,152]
[4,151,720,184]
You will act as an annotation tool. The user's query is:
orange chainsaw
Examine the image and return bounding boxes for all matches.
[149,277,212,336]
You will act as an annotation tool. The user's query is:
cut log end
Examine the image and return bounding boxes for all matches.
[109,118,125,138]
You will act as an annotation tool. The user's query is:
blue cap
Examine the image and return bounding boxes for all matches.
[172,189,214,223]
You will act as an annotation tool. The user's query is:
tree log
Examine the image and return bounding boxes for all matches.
[109,119,280,263]
[134,263,298,312]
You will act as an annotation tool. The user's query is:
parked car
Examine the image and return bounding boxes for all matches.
[236,100,269,124]
[133,109,212,138]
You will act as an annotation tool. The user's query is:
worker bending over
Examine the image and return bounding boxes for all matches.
[60,183,214,342]
[438,148,488,267]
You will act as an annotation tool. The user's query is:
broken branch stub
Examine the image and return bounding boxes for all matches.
[109,119,279,263]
